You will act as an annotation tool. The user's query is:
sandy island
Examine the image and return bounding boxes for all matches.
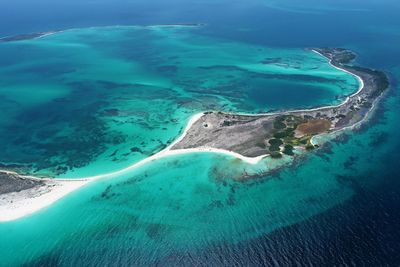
[0,48,389,222]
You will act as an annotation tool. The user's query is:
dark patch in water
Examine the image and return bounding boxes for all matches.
[22,252,61,267]
[369,132,389,147]
[103,108,119,116]
[260,57,282,64]
[316,152,331,162]
[145,224,164,239]
[209,200,224,209]
[0,80,134,175]
[157,65,178,72]
[343,155,358,170]
[96,80,131,90]
[109,149,119,157]
[20,63,76,77]
[226,185,237,206]
[130,147,143,153]
[100,185,116,200]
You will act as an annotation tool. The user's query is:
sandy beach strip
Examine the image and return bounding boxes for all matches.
[0,112,262,222]
[79,112,264,181]
[0,179,89,222]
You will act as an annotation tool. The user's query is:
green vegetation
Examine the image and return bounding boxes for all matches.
[273,131,287,139]
[270,151,283,158]
[286,136,309,146]
[268,138,283,152]
[269,145,281,152]
[306,144,315,150]
[273,127,295,139]
[273,116,286,130]
[268,138,283,146]
[270,115,316,156]
[282,144,294,156]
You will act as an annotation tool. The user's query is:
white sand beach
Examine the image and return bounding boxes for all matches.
[0,112,264,222]
[0,179,89,222]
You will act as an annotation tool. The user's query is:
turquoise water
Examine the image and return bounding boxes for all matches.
[1,0,400,264]
[0,26,363,265]
[2,104,399,266]
[0,151,356,266]
[0,26,358,178]
[0,26,377,266]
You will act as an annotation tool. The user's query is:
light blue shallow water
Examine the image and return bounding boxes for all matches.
[0,26,358,178]
[0,0,399,265]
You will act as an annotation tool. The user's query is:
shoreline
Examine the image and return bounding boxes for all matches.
[216,49,364,117]
[170,48,388,158]
[0,112,260,223]
[0,48,388,222]
[0,179,89,222]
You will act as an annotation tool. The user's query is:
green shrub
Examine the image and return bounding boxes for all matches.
[283,144,294,156]
[269,145,281,152]
[306,144,315,150]
[273,120,286,130]
[270,151,283,158]
[273,128,294,139]
[268,138,283,146]
[273,132,286,139]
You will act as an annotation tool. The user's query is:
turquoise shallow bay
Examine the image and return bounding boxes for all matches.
[0,26,358,178]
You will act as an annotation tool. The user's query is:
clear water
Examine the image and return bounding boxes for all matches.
[0,0,399,266]
[0,26,357,178]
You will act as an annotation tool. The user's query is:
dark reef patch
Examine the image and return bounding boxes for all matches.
[21,252,61,267]
[145,224,165,239]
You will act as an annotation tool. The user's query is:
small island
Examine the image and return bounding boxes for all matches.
[0,24,204,43]
[0,32,58,42]
[171,48,389,158]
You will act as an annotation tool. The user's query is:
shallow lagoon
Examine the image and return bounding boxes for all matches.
[0,26,358,178]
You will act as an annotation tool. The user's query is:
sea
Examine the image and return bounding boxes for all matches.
[0,0,399,266]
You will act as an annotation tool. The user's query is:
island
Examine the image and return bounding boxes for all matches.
[0,48,389,222]
[0,24,204,43]
[0,32,58,42]
[171,48,389,158]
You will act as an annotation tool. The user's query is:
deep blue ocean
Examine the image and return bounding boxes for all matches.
[1,0,400,265]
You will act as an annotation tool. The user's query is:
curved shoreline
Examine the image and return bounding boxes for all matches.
[0,48,386,222]
[223,49,364,117]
